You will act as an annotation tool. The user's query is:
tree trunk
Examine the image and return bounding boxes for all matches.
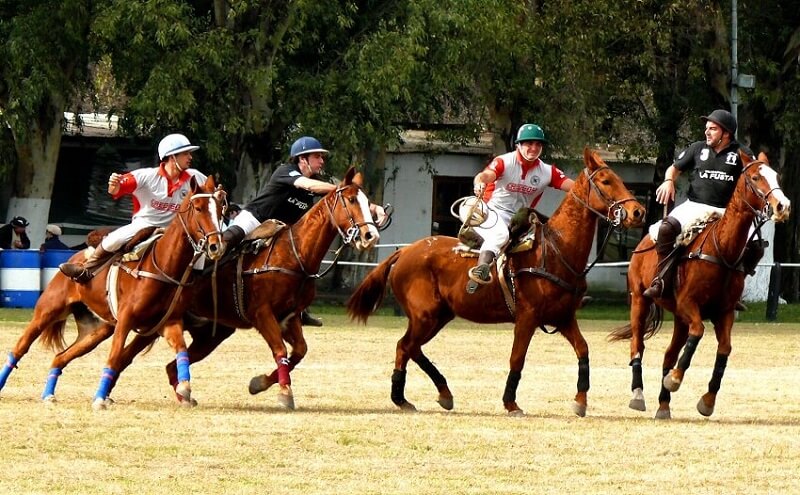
[7,110,64,249]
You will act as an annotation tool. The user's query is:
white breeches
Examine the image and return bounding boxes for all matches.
[473,207,514,255]
[649,199,754,241]
[229,209,261,236]
[101,219,163,252]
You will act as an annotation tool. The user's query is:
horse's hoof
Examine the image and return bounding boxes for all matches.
[175,381,192,404]
[629,398,646,411]
[248,374,274,395]
[92,398,107,411]
[42,395,57,405]
[662,373,681,392]
[507,409,525,417]
[654,408,671,420]
[398,401,417,412]
[437,396,454,411]
[176,392,198,407]
[277,393,295,410]
[277,385,295,410]
[572,402,587,417]
[629,388,646,411]
[696,398,714,417]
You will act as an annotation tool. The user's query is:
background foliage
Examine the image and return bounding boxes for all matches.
[2,0,800,295]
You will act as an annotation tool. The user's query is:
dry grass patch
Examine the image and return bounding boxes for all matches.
[0,315,799,494]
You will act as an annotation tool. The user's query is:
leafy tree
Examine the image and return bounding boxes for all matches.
[0,0,93,247]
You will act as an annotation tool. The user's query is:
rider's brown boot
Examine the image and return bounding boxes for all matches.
[59,245,115,284]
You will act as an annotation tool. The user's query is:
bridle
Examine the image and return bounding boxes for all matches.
[115,188,225,336]
[176,191,225,258]
[689,160,780,271]
[739,160,782,219]
[570,166,639,228]
[285,184,375,279]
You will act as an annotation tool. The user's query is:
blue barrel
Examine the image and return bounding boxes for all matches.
[41,249,78,290]
[0,250,41,308]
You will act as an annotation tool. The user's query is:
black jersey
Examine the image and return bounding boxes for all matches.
[673,140,753,208]
[244,163,326,224]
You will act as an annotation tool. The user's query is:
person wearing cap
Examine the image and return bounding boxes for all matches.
[466,123,574,294]
[642,109,759,304]
[222,135,386,326]
[60,133,208,283]
[0,216,31,250]
[223,203,241,227]
[40,224,69,251]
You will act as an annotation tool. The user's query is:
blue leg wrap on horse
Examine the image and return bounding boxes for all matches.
[630,357,644,391]
[94,367,117,401]
[0,352,19,389]
[577,356,590,392]
[677,334,701,371]
[502,370,522,404]
[658,368,671,403]
[176,351,191,383]
[708,353,728,394]
[414,354,447,387]
[42,367,63,399]
[391,369,407,406]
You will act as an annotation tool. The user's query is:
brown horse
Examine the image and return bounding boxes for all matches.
[0,167,379,410]
[0,176,225,408]
[347,148,646,416]
[609,151,791,419]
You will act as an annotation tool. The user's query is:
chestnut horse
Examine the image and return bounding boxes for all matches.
[0,167,379,410]
[0,176,225,409]
[347,148,646,416]
[609,151,791,419]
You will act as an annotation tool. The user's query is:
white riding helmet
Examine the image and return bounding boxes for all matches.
[158,133,200,160]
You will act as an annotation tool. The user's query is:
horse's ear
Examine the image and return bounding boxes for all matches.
[757,151,769,164]
[583,147,600,171]
[343,166,357,186]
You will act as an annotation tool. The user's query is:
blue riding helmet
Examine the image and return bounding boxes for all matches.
[290,136,329,159]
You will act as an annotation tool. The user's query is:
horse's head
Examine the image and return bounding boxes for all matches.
[578,148,646,228]
[324,166,380,250]
[740,151,791,223]
[181,175,226,261]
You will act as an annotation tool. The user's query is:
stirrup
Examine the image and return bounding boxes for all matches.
[465,264,492,294]
[642,278,663,299]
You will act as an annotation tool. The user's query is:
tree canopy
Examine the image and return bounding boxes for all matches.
[2,0,800,295]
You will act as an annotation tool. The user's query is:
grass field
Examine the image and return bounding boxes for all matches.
[1,309,799,494]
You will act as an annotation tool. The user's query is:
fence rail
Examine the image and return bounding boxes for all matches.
[323,244,798,321]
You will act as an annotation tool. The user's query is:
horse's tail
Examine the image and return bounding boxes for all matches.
[607,303,664,341]
[40,302,102,352]
[346,249,403,324]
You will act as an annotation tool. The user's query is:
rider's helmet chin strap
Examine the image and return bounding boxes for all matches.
[173,155,184,173]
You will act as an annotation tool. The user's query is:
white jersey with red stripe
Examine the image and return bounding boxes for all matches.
[114,164,208,227]
[482,150,568,214]
[473,150,568,256]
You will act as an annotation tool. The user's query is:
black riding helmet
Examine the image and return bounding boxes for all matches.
[701,109,737,136]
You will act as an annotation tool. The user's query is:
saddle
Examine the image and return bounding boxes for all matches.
[455,207,545,256]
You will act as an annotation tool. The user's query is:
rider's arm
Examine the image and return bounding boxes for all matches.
[558,178,575,192]
[473,168,498,196]
[294,176,337,195]
[655,165,681,205]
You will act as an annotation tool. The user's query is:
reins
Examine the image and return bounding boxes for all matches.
[686,160,778,271]
[515,166,637,293]
[114,190,223,336]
